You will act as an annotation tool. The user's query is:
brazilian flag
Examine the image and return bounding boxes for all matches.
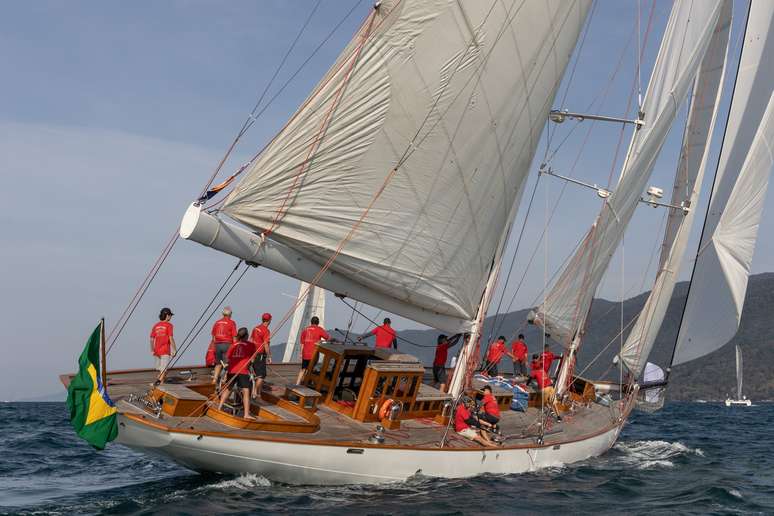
[66,320,118,449]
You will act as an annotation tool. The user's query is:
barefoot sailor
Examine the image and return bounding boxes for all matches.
[210,306,237,385]
[150,307,176,383]
[250,313,272,398]
[218,327,255,420]
[297,316,330,384]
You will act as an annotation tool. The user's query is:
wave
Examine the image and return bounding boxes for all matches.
[613,440,704,469]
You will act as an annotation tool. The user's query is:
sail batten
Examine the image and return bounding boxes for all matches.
[211,0,592,328]
[532,0,725,346]
[674,0,774,366]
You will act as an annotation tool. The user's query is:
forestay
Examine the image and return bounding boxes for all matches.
[219,0,591,331]
[674,1,774,366]
[620,0,731,377]
[531,0,725,346]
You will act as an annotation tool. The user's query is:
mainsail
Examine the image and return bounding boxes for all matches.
[194,0,593,333]
[673,0,774,366]
[620,0,732,377]
[532,1,725,346]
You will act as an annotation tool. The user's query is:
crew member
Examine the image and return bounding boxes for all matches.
[251,313,272,398]
[540,342,560,375]
[297,316,330,384]
[358,318,397,349]
[482,336,509,376]
[218,327,256,420]
[478,385,501,428]
[210,306,237,385]
[530,358,561,419]
[150,307,176,383]
[454,397,497,447]
[510,334,529,377]
[432,334,461,393]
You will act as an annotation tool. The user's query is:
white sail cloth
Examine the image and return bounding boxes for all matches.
[532,0,725,345]
[219,0,591,330]
[674,1,774,366]
[620,0,731,377]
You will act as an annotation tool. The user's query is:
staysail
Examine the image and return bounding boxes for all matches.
[619,0,732,377]
[283,283,326,362]
[673,0,774,366]
[184,0,592,333]
[532,0,725,346]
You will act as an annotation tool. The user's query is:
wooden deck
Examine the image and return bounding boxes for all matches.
[61,363,624,450]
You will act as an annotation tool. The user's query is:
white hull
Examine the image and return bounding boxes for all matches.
[116,414,623,485]
[724,398,752,407]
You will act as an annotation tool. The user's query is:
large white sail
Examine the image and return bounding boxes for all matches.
[736,344,743,399]
[620,1,731,377]
[196,0,592,333]
[532,0,725,346]
[674,1,774,366]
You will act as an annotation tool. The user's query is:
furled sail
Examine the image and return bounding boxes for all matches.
[203,0,592,332]
[736,344,743,399]
[531,0,725,346]
[620,0,731,377]
[283,283,326,362]
[673,0,774,366]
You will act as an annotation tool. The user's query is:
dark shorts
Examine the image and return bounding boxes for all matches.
[301,358,311,370]
[228,373,251,390]
[480,412,499,425]
[252,353,267,379]
[215,342,231,363]
[432,365,447,384]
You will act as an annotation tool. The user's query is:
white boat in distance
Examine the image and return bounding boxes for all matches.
[725,345,752,406]
[61,0,774,484]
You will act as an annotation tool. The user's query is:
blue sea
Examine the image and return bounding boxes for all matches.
[1,402,772,515]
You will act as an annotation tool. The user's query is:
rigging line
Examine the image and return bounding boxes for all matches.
[337,297,436,348]
[487,175,541,341]
[160,260,245,376]
[106,233,180,355]
[667,0,752,371]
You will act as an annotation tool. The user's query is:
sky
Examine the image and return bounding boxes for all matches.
[1,1,770,400]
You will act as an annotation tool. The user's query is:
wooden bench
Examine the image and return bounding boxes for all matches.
[153,384,208,417]
[284,384,322,412]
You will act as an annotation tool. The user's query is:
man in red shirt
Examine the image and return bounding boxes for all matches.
[530,357,561,419]
[432,334,462,392]
[210,306,238,385]
[482,336,509,376]
[149,307,176,383]
[218,327,256,420]
[540,343,561,374]
[358,318,397,349]
[454,397,496,447]
[510,334,529,378]
[296,316,331,384]
[250,313,272,398]
[477,385,501,427]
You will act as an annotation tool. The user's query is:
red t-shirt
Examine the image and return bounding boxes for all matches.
[372,324,396,349]
[531,368,553,389]
[540,350,557,372]
[433,342,450,366]
[483,393,500,417]
[300,325,330,360]
[511,339,528,361]
[251,324,271,353]
[150,321,173,356]
[227,339,256,375]
[454,404,472,432]
[211,317,237,344]
[486,340,507,364]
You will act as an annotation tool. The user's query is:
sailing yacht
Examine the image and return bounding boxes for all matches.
[59,0,774,484]
[725,345,752,406]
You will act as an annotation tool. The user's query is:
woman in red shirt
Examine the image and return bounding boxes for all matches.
[217,327,256,420]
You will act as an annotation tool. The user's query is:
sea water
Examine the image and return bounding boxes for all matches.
[1,402,772,515]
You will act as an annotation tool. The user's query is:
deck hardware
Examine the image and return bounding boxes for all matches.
[553,445,561,450]
[346,448,365,454]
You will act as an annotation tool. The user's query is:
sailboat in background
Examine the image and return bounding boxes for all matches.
[59,0,774,484]
[283,282,326,362]
[725,345,752,406]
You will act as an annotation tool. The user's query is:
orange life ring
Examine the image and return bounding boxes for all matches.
[378,399,394,420]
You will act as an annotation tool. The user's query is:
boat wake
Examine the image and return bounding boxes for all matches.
[613,440,704,469]
[203,474,272,491]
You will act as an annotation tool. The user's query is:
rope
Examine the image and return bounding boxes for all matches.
[158,261,248,379]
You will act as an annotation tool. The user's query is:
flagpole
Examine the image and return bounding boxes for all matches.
[100,317,108,390]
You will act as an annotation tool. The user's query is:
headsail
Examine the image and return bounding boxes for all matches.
[194,0,592,333]
[620,1,732,377]
[673,0,774,366]
[532,0,725,346]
